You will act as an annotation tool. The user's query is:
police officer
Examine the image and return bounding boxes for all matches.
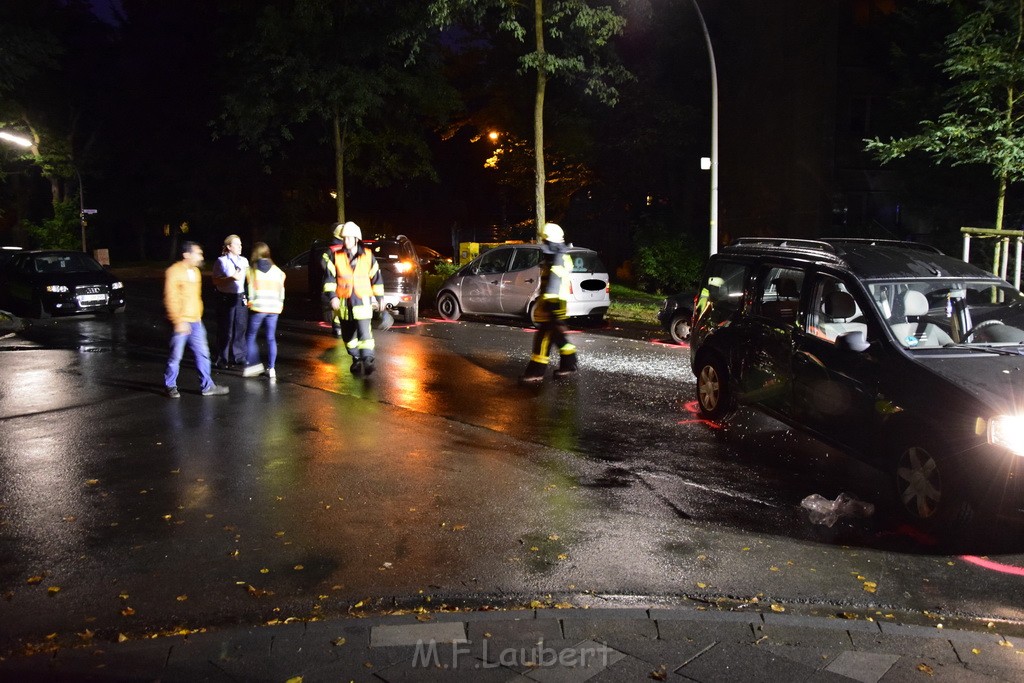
[212,234,249,368]
[521,223,578,382]
[322,221,384,376]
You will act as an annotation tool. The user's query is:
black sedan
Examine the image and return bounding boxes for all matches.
[658,291,696,344]
[0,250,126,318]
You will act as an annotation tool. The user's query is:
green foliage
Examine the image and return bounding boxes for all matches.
[631,219,704,293]
[278,221,324,262]
[22,198,80,250]
[865,0,1024,229]
[431,261,460,279]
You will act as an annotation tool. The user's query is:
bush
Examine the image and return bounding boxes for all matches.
[631,218,705,293]
[22,199,81,250]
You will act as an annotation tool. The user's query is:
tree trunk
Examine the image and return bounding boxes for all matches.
[992,170,1008,276]
[333,109,347,223]
[533,0,547,239]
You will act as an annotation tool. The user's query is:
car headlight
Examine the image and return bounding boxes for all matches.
[988,415,1024,456]
[111,281,124,290]
[45,285,69,293]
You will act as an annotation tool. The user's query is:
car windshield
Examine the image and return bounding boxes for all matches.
[31,253,104,274]
[866,279,1024,348]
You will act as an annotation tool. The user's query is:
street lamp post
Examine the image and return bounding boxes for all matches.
[75,167,87,253]
[689,0,719,255]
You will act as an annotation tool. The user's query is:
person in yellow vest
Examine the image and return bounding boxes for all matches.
[322,221,384,376]
[242,242,286,379]
[521,223,578,382]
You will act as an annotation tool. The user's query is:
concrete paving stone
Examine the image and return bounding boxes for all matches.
[656,618,758,644]
[848,630,960,663]
[561,617,658,642]
[50,639,172,679]
[762,612,882,633]
[676,640,817,682]
[962,660,1024,683]
[364,644,441,670]
[650,608,763,624]
[600,635,713,670]
[880,655,1001,682]
[823,650,900,683]
[371,621,468,647]
[297,661,389,683]
[160,658,241,682]
[953,639,1024,673]
[538,608,651,621]
[763,643,842,670]
[877,621,994,642]
[300,619,372,648]
[466,637,577,669]
[372,655,524,682]
[805,669,884,683]
[468,617,563,642]
[519,640,626,683]
[756,623,855,649]
[429,610,537,623]
[587,653,690,682]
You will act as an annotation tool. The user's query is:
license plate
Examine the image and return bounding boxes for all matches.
[78,293,107,303]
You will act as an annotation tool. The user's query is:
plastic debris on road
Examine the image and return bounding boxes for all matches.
[801,492,875,527]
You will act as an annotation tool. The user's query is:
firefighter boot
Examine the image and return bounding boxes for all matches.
[520,360,547,383]
[554,350,578,378]
[350,358,364,376]
[362,357,375,376]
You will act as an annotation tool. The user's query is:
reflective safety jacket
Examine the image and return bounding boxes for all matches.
[321,243,384,321]
[246,259,286,314]
[535,242,573,322]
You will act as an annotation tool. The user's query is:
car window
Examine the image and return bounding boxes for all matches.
[568,251,606,273]
[32,253,104,273]
[372,241,403,260]
[509,248,541,272]
[476,248,514,274]
[757,266,805,324]
[805,276,867,343]
[695,259,748,326]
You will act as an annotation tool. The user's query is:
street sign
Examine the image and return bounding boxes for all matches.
[82,209,98,214]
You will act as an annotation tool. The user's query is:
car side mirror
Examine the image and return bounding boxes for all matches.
[836,330,870,353]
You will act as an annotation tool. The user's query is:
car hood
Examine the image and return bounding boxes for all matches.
[25,271,117,286]
[918,352,1024,412]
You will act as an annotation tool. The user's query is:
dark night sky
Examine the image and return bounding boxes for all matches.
[87,0,122,24]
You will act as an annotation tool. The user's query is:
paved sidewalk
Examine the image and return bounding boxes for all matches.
[2,606,1023,681]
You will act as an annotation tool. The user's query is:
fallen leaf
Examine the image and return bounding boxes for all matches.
[917,663,934,675]
[557,554,568,561]
[294,565,304,571]
[285,676,303,683]
[117,633,129,643]
[331,637,346,646]
[548,534,560,541]
[47,586,61,596]
[118,592,129,600]
[275,531,286,537]
[452,524,467,531]
[971,648,981,655]
[120,607,135,616]
[176,595,187,602]
[650,664,669,680]
[769,566,779,572]
[85,479,99,486]
[26,576,43,585]
[770,604,785,613]
[696,582,707,589]
[260,568,270,574]
[1000,639,1014,647]
[863,581,877,593]
[530,546,539,552]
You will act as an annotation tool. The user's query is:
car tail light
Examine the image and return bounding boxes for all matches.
[394,260,414,274]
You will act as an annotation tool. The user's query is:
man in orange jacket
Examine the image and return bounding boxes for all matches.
[163,241,229,398]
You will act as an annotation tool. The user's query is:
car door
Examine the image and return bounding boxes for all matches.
[461,246,514,314]
[791,273,882,454]
[731,265,806,412]
[499,246,541,315]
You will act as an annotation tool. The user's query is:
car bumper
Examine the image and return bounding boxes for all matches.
[567,302,608,318]
[41,291,125,315]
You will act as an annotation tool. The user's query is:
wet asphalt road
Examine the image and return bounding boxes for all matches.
[1,277,1024,648]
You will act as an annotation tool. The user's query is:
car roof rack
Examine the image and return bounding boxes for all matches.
[822,238,943,255]
[728,238,844,263]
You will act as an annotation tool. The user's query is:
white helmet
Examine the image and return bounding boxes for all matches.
[340,221,362,239]
[541,222,564,244]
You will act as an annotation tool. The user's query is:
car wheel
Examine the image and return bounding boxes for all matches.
[436,292,461,321]
[405,301,418,324]
[695,355,734,420]
[669,313,692,344]
[893,437,973,529]
[527,299,540,328]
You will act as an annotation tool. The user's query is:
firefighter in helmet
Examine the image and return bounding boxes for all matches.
[521,222,578,382]
[322,221,385,376]
[321,223,347,336]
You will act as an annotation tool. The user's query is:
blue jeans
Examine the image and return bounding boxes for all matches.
[164,321,214,392]
[246,312,279,369]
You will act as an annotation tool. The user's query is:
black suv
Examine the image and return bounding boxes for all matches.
[689,238,1024,529]
[366,235,422,323]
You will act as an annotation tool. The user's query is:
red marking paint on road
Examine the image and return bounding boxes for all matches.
[961,555,1024,576]
[677,418,722,429]
[651,339,689,348]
